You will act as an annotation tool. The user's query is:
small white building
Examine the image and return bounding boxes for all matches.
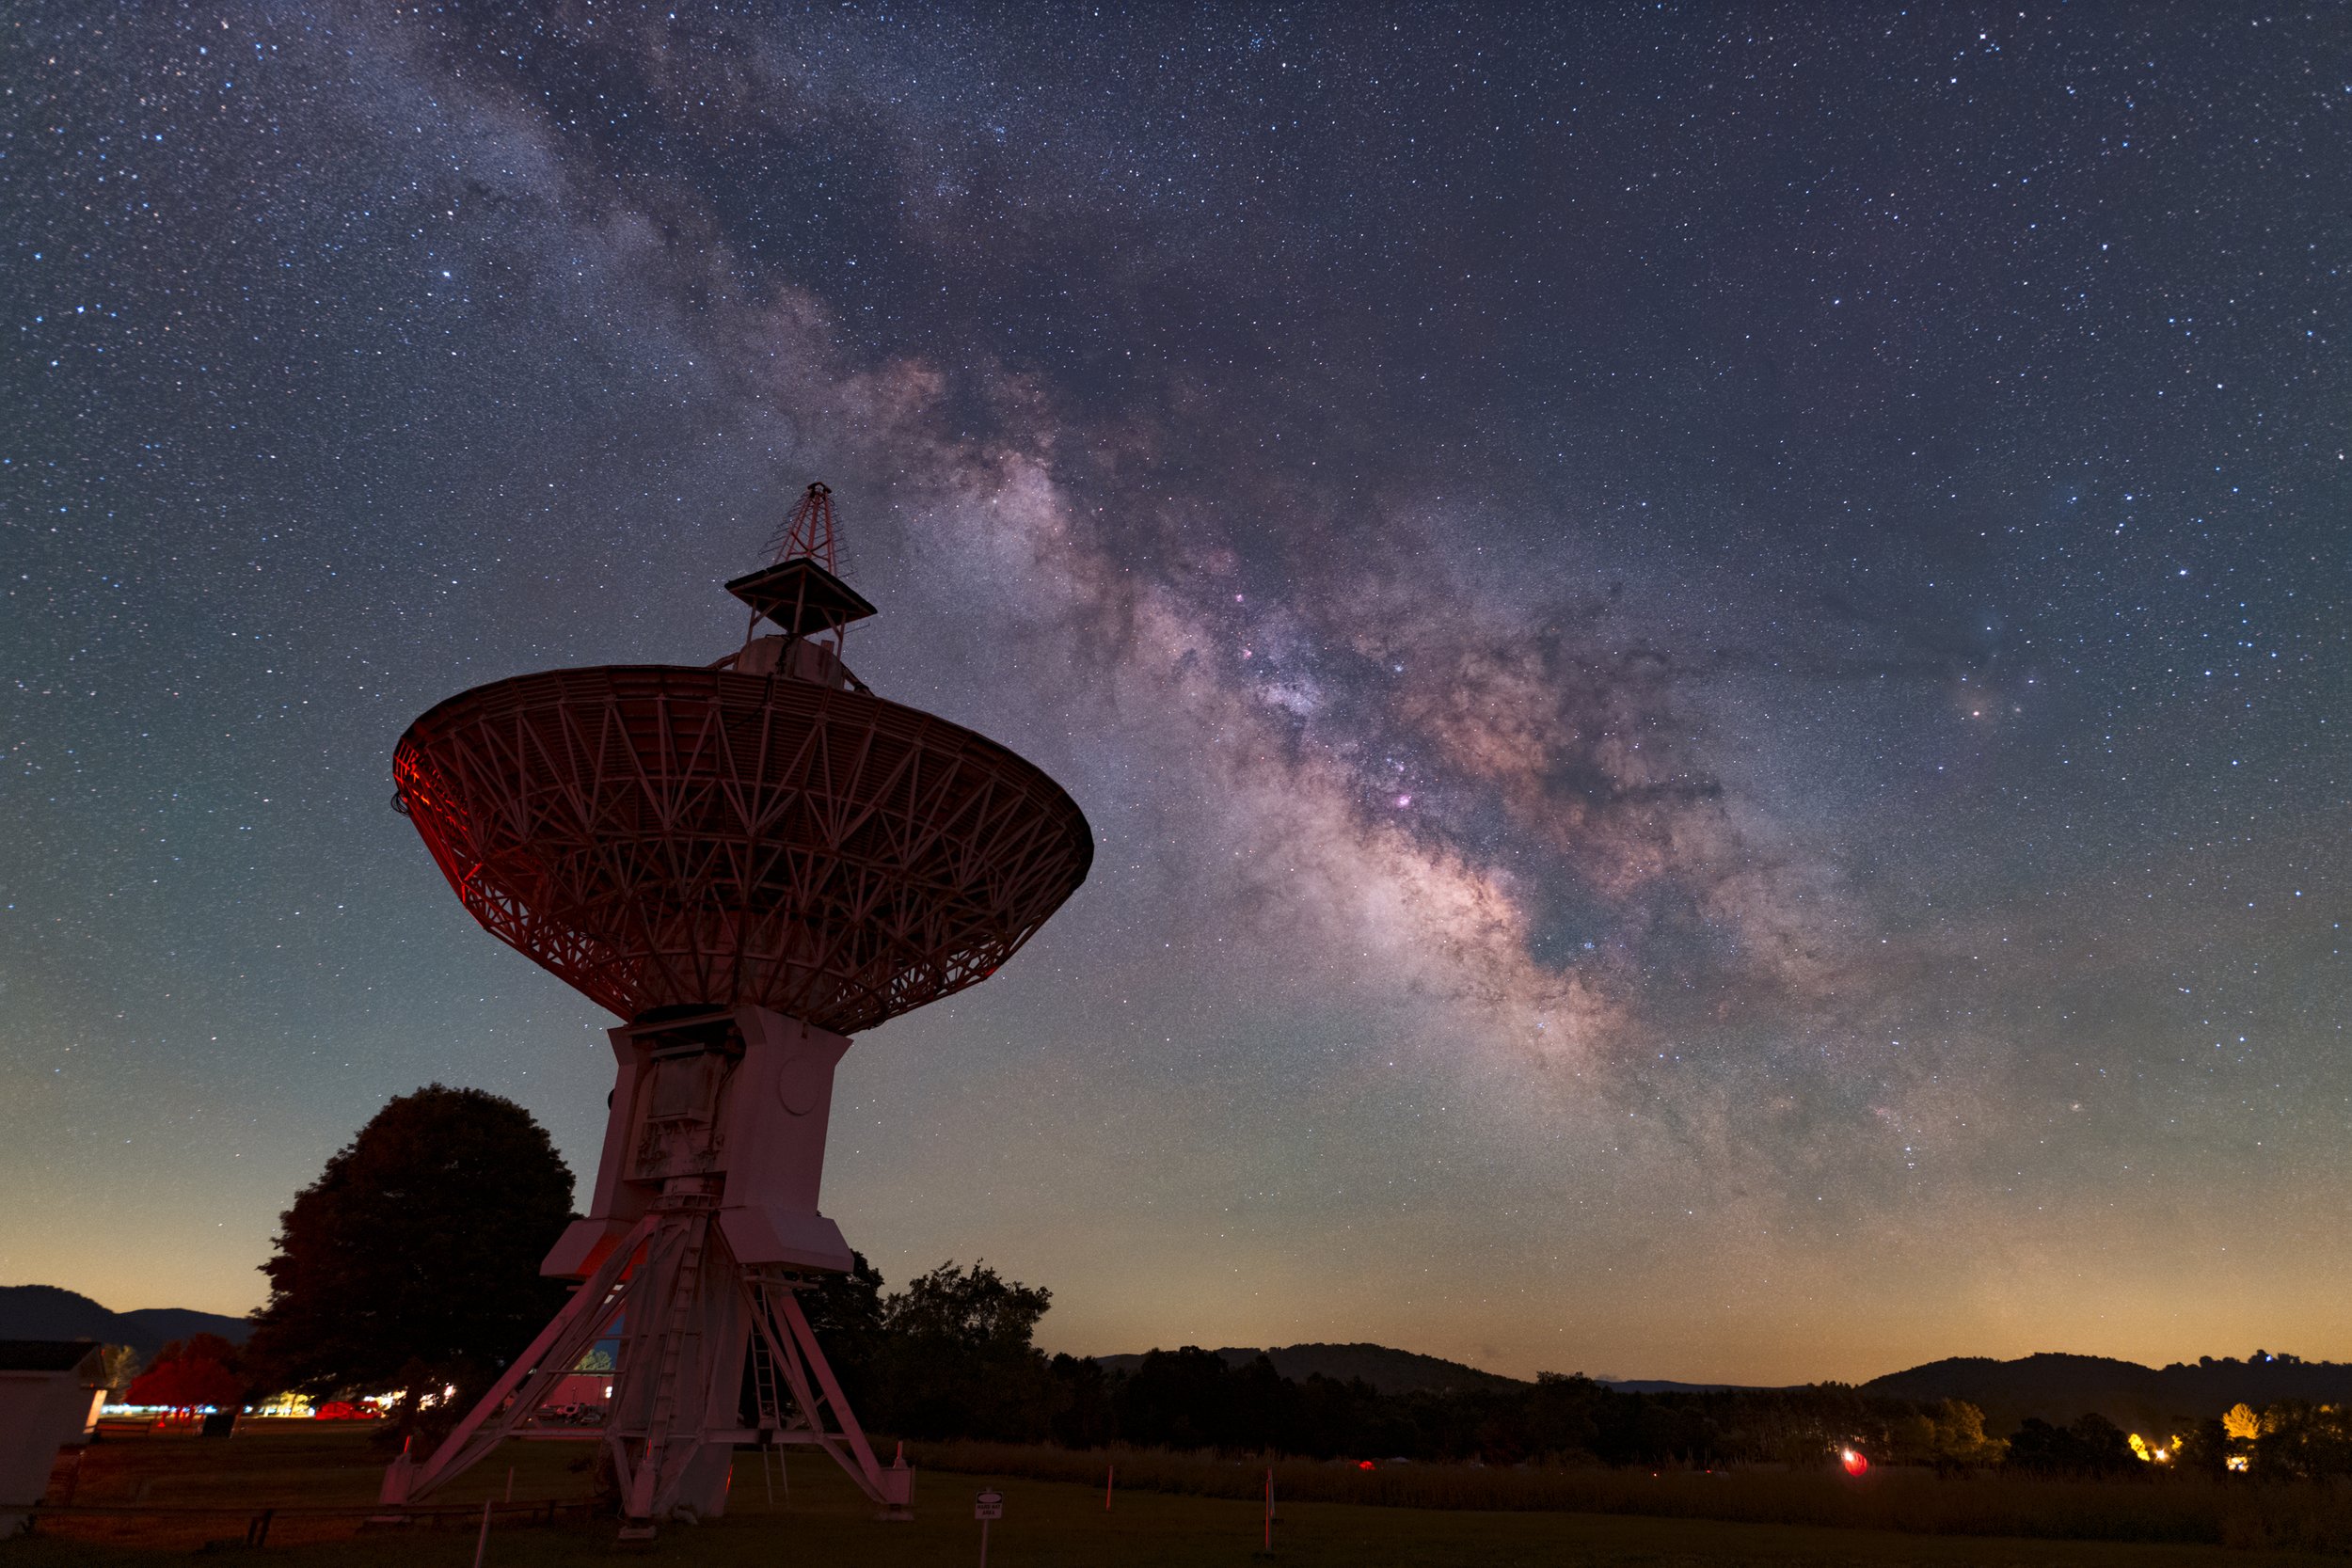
[0,1341,109,1536]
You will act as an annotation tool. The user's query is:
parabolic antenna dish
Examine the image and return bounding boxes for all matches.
[391,665,1092,1033]
[379,484,1090,1531]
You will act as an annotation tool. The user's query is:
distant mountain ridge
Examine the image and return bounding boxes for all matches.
[1082,1343,2352,1431]
[0,1285,251,1360]
[1863,1353,2352,1436]
[1091,1342,1528,1397]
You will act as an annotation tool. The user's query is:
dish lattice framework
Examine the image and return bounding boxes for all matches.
[392,664,1093,1032]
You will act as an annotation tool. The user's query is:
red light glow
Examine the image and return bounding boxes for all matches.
[1840,1449,1868,1476]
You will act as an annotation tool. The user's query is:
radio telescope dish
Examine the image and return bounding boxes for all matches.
[393,668,1091,1033]
[376,483,1091,1535]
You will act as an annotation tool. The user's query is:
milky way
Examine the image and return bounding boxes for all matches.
[3,7,2345,1382]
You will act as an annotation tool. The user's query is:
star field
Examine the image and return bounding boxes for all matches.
[1,5,2346,1383]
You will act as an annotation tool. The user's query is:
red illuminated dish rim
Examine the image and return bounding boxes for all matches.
[392,664,1093,1032]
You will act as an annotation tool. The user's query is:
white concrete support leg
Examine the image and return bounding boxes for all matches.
[384,1007,905,1538]
[751,1280,913,1518]
[383,1213,654,1507]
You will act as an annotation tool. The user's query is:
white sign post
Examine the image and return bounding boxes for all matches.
[974,1488,1004,1566]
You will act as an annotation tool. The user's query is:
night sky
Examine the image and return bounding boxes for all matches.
[5,6,2347,1386]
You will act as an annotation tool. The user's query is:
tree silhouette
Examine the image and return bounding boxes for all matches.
[799,1249,886,1376]
[869,1261,1056,1440]
[2004,1413,2137,1476]
[242,1085,574,1423]
[1113,1346,1237,1450]
[125,1333,246,1419]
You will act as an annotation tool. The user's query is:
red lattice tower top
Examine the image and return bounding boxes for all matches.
[769,481,838,573]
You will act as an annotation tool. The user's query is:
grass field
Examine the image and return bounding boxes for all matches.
[11,1427,2350,1568]
[912,1441,2352,1555]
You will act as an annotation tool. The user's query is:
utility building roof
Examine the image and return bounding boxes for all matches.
[0,1340,107,1377]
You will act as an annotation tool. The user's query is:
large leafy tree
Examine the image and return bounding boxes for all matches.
[242,1085,575,1413]
[869,1261,1057,1441]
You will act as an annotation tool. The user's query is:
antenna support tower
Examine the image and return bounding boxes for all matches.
[770,479,838,573]
[380,483,1090,1537]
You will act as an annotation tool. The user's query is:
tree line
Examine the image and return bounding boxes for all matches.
[811,1256,2003,1467]
[215,1086,2352,1481]
[804,1259,2352,1479]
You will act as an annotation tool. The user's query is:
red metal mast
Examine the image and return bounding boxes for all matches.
[769,480,838,572]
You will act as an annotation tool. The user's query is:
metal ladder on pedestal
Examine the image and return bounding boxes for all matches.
[622,1213,712,1525]
[749,1321,785,1433]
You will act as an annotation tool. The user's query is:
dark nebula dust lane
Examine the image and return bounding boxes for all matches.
[2,6,2345,1382]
